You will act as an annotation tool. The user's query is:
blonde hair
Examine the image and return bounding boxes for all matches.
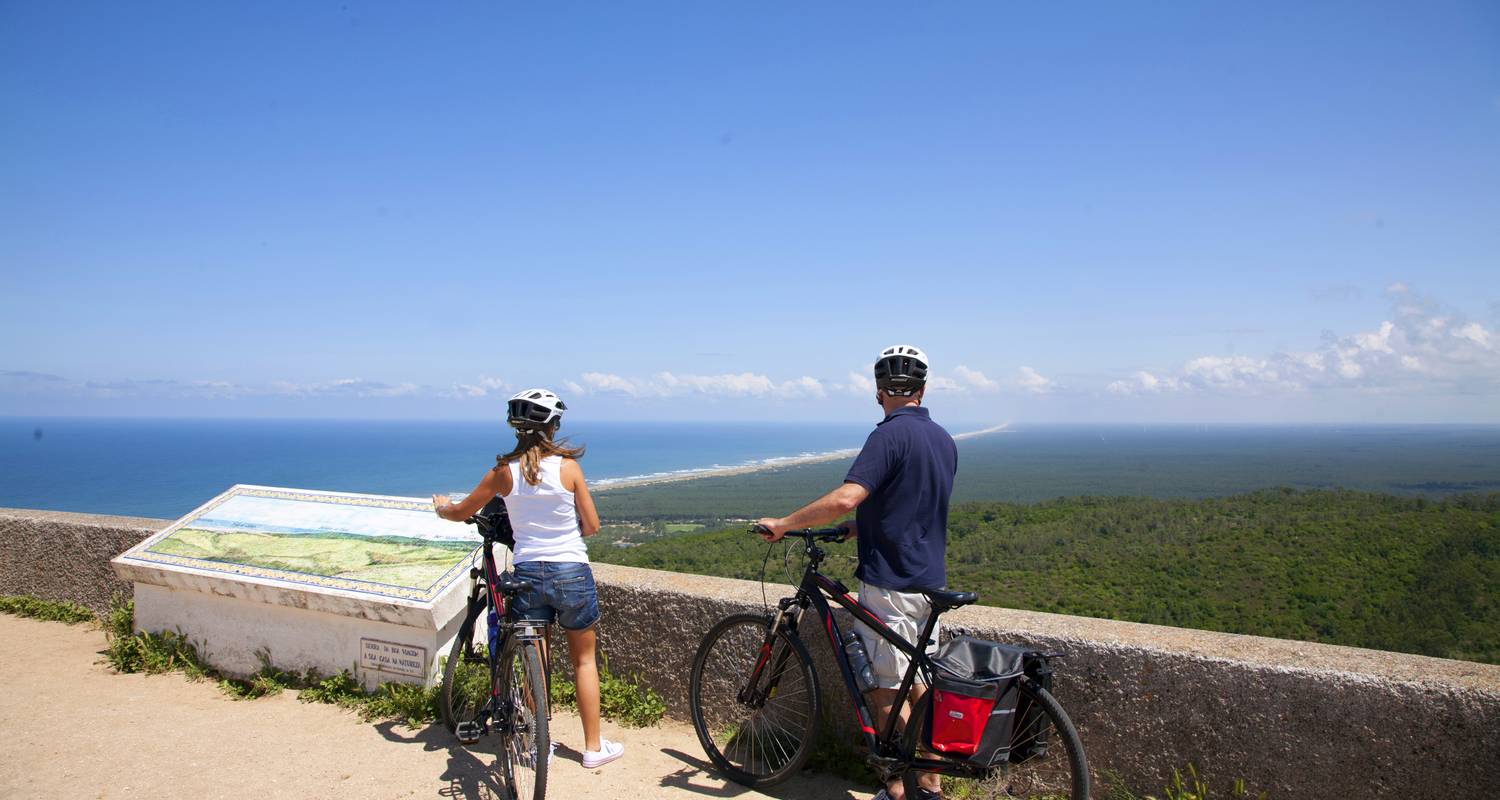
[497,422,585,486]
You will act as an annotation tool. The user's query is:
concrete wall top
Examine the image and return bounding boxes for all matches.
[0,506,168,530]
[587,561,1500,697]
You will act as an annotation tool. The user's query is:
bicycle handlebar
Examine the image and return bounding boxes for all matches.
[748,523,847,542]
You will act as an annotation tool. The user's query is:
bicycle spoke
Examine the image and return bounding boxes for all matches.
[495,642,548,800]
[690,614,820,787]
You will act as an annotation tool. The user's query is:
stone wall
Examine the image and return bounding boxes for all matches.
[4,508,1499,797]
[0,508,157,614]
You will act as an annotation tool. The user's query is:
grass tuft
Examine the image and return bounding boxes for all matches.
[299,669,367,709]
[219,650,297,700]
[359,681,441,727]
[549,652,666,728]
[0,594,96,624]
[101,595,212,678]
[1103,764,1268,800]
[97,594,439,724]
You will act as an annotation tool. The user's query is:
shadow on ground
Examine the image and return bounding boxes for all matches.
[659,747,867,800]
[376,720,506,800]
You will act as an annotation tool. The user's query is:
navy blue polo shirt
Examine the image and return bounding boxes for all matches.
[843,406,957,591]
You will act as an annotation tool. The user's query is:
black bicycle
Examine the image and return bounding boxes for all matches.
[688,526,1088,799]
[440,499,550,800]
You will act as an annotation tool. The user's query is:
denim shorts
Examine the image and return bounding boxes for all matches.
[507,561,600,631]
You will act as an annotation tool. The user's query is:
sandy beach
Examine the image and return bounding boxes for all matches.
[592,422,1009,493]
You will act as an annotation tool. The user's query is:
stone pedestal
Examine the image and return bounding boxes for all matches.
[111,485,495,688]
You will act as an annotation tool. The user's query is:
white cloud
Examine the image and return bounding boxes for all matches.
[270,378,420,398]
[927,376,963,391]
[844,370,876,395]
[1182,355,1294,390]
[1015,366,1055,394]
[1106,370,1186,395]
[578,372,644,396]
[779,376,828,399]
[448,376,507,399]
[953,365,1000,393]
[1107,284,1500,397]
[1454,322,1493,350]
[572,371,824,399]
[657,371,777,396]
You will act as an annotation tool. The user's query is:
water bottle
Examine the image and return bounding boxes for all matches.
[843,631,875,692]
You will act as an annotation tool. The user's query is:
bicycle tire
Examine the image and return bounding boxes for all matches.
[902,678,1089,800]
[497,638,549,800]
[440,609,488,732]
[689,612,822,788]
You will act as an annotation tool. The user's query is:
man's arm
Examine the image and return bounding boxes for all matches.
[755,481,869,541]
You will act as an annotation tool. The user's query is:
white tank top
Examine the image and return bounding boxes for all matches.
[505,455,589,564]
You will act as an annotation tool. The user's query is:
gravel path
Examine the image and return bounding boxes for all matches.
[0,615,874,800]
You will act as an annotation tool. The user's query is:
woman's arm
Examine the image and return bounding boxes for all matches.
[432,466,509,521]
[561,458,601,536]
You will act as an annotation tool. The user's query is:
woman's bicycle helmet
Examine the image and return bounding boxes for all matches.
[873,345,929,396]
[507,388,567,429]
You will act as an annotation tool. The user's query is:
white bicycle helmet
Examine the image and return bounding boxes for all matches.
[873,345,929,395]
[507,388,567,429]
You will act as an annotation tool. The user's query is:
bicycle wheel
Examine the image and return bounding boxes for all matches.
[689,613,821,788]
[440,612,490,732]
[497,638,549,800]
[902,679,1089,800]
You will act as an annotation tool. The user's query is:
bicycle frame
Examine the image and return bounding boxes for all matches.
[459,517,548,720]
[746,533,981,779]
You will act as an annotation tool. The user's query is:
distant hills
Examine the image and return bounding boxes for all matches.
[591,424,1500,519]
[591,489,1500,665]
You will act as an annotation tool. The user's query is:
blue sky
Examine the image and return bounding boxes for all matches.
[2,1,1497,422]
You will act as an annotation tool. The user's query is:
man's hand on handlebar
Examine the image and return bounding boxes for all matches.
[837,520,856,541]
[753,517,788,542]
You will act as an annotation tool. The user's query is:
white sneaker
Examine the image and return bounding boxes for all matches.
[582,738,624,768]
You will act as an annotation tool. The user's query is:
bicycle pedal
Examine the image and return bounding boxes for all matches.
[454,721,483,745]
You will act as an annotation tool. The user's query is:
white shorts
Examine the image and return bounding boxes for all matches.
[855,583,940,690]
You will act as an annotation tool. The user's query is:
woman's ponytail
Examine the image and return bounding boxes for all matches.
[497,422,585,486]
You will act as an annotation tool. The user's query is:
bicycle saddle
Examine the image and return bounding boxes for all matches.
[923,587,979,611]
[496,572,534,596]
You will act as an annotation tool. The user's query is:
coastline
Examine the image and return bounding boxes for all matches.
[592,422,1010,493]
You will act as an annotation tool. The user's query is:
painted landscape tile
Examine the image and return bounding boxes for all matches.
[135,486,480,601]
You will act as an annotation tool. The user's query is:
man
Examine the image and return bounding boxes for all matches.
[756,344,957,800]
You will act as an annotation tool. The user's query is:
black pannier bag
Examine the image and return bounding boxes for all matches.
[1009,651,1054,763]
[927,636,1026,767]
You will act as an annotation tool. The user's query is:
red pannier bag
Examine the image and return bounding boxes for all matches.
[928,637,1025,766]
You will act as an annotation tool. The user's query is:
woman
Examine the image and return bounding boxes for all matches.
[433,388,624,768]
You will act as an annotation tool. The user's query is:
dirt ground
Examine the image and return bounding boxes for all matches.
[0,615,874,800]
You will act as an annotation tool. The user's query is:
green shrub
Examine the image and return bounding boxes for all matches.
[447,655,491,715]
[598,654,666,727]
[549,652,665,728]
[0,594,95,624]
[101,595,212,679]
[299,670,367,709]
[360,681,440,727]
[219,650,296,700]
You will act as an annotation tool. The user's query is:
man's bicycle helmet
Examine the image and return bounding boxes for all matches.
[507,388,567,429]
[873,345,929,396]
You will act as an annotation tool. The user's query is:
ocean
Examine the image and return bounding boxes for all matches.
[0,417,876,518]
[3,418,1499,520]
